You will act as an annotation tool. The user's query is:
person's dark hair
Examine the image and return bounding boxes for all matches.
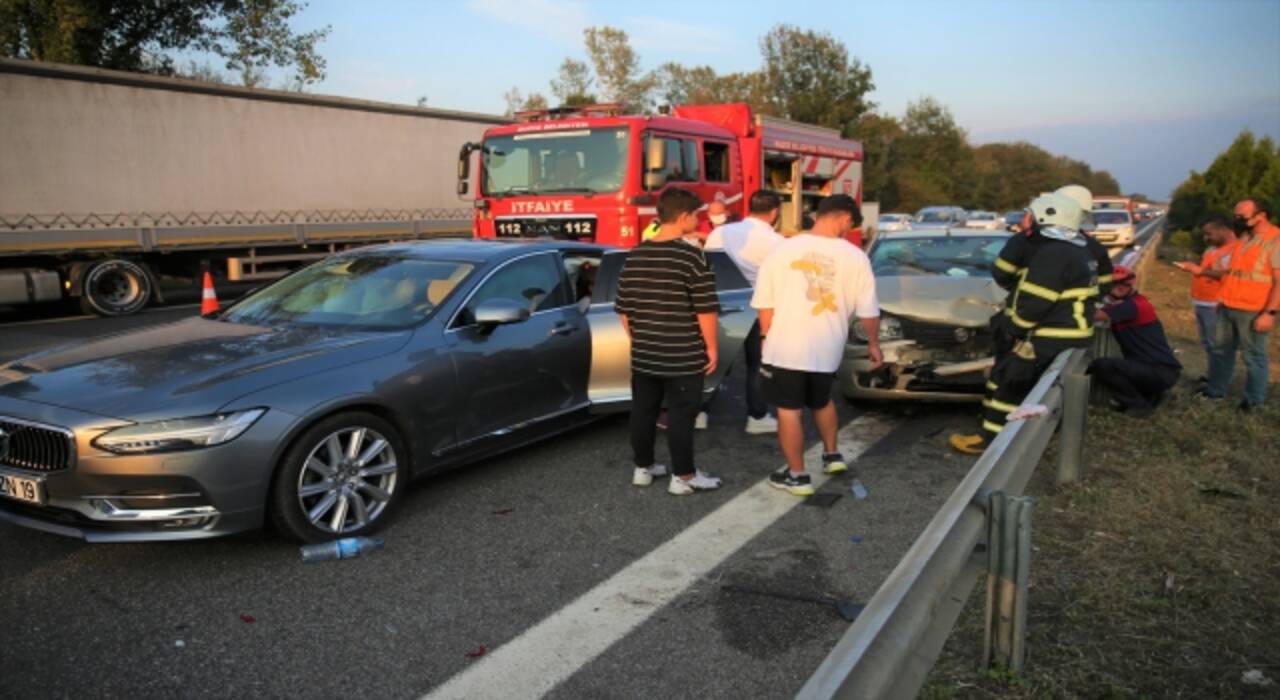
[1198,213,1232,230]
[657,187,702,224]
[816,194,858,219]
[748,190,782,215]
[1243,197,1272,220]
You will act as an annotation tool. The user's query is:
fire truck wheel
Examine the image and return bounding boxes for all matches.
[79,259,153,316]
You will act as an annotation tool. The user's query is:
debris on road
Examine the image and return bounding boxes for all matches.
[240,614,256,624]
[850,535,864,544]
[850,479,868,500]
[492,508,515,515]
[300,536,385,562]
[174,640,185,648]
[464,644,488,659]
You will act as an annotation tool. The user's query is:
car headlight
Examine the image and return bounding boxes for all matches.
[853,316,903,342]
[93,408,266,454]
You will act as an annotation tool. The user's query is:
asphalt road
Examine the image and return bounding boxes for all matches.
[0,309,979,698]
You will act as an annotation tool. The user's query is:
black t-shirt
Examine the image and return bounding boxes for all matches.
[615,240,719,377]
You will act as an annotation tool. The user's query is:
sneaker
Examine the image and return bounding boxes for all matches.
[768,468,814,496]
[668,471,722,495]
[1195,389,1223,401]
[631,463,669,487]
[1238,401,1259,413]
[694,411,709,430]
[821,452,848,475]
[745,414,778,434]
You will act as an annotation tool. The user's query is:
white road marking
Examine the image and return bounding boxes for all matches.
[422,413,898,700]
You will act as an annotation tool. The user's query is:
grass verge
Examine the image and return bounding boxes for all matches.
[922,242,1280,698]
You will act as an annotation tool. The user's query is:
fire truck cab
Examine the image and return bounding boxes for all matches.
[459,103,862,247]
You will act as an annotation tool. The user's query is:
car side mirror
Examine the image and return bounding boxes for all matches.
[645,137,667,172]
[474,298,530,329]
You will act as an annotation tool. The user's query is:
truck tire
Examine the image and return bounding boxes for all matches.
[79,259,153,316]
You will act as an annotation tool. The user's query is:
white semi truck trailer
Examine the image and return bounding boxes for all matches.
[0,58,506,315]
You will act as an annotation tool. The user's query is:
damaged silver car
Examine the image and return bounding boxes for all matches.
[840,229,1010,402]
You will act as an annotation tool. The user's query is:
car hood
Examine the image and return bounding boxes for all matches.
[0,317,410,420]
[877,275,1005,327]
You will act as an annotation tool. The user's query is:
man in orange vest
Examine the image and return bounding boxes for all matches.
[1200,198,1280,410]
[1174,215,1239,373]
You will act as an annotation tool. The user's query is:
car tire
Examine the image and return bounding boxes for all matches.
[270,411,409,543]
[79,258,153,316]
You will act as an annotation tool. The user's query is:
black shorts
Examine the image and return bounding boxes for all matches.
[761,365,835,410]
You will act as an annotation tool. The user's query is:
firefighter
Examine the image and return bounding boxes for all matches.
[1089,265,1181,418]
[951,192,1099,454]
[982,185,1111,438]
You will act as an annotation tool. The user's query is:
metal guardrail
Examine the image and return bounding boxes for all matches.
[800,228,1167,699]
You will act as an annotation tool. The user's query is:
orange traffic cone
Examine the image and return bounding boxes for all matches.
[200,271,220,316]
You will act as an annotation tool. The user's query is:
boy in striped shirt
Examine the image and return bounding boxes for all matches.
[616,188,723,495]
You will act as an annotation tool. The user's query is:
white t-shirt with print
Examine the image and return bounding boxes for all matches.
[751,233,879,373]
[705,217,785,286]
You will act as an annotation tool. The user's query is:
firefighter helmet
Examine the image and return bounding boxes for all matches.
[1055,185,1095,230]
[1029,193,1084,231]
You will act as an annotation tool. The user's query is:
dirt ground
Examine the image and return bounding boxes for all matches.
[923,245,1280,698]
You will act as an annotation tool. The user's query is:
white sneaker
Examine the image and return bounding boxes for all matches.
[694,411,709,430]
[745,415,778,434]
[632,463,669,487]
[668,471,722,495]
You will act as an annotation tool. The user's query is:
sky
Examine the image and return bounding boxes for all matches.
[271,0,1280,200]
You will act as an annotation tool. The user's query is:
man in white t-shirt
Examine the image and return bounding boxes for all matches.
[706,190,787,433]
[751,194,883,496]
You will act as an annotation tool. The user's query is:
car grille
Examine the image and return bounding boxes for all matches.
[899,319,989,347]
[0,415,75,473]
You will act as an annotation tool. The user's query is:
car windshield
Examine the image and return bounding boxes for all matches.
[915,209,954,223]
[222,255,474,329]
[482,127,629,195]
[879,214,903,223]
[1093,211,1131,224]
[970,212,995,220]
[1004,211,1023,224]
[870,236,1007,278]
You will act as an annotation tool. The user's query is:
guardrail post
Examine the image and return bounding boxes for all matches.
[982,492,1035,674]
[1056,372,1089,485]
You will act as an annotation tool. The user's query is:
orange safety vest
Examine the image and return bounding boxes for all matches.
[1219,231,1279,312]
[1190,241,1240,303]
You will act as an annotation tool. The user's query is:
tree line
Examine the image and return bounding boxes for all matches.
[504,24,1121,214]
[0,0,329,89]
[1167,130,1280,252]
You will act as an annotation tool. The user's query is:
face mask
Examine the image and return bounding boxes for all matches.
[709,215,727,226]
[1233,215,1252,234]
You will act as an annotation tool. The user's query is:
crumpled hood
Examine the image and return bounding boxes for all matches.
[0,317,409,420]
[877,275,1005,326]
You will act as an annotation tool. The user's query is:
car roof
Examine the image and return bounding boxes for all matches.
[876,228,1010,239]
[350,238,613,262]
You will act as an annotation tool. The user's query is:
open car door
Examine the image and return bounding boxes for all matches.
[585,249,756,414]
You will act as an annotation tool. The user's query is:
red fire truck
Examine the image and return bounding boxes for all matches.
[458,103,863,247]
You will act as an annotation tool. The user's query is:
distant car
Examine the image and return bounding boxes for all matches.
[965,211,1002,230]
[1003,211,1025,230]
[840,228,1010,402]
[878,213,913,232]
[913,206,968,229]
[1090,210,1136,247]
[0,240,757,542]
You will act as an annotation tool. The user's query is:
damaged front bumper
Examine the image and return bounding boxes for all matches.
[839,339,993,402]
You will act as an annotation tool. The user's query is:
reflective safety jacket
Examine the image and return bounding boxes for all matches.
[1219,230,1279,312]
[1007,236,1099,343]
[993,232,1111,320]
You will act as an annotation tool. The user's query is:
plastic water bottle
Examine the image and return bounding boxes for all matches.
[300,536,384,562]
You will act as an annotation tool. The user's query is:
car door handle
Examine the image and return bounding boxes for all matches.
[720,305,746,314]
[550,321,578,336]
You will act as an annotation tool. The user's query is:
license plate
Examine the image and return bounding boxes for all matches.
[0,471,45,505]
[496,219,595,238]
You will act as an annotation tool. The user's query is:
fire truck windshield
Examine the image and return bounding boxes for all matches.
[481,127,629,196]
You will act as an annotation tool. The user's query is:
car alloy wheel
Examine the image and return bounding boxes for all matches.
[271,411,407,542]
[296,426,398,535]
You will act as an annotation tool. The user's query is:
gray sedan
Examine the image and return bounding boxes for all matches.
[0,240,755,542]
